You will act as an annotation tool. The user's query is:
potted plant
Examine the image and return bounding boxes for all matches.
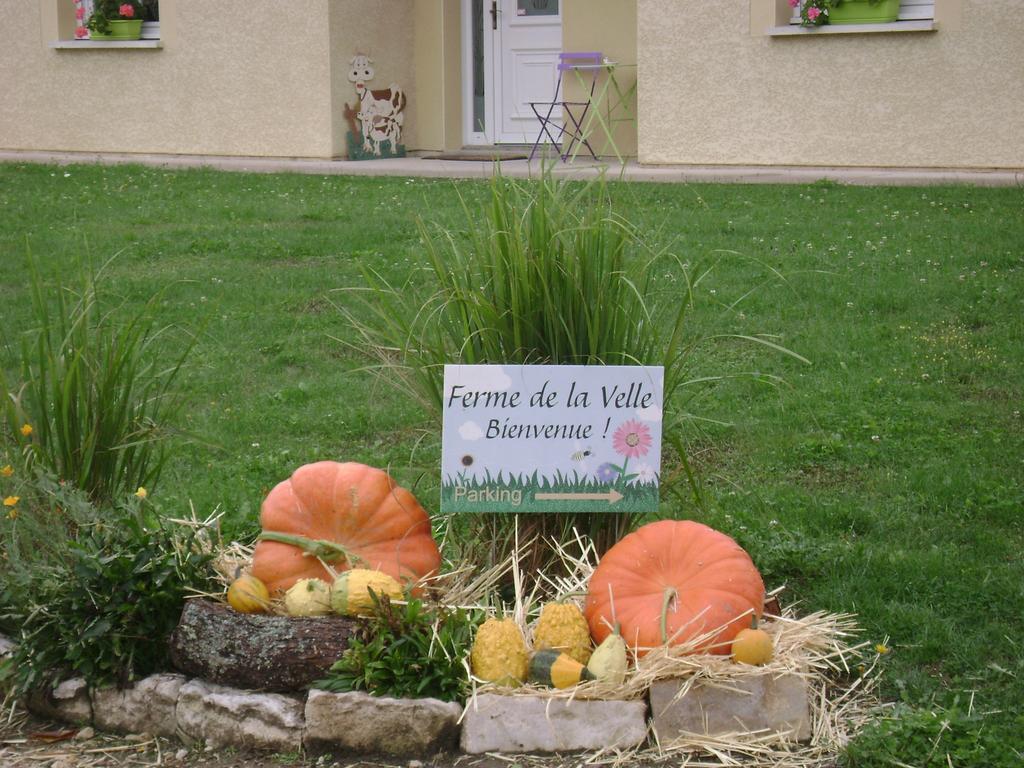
[140,0,159,40]
[791,0,900,26]
[87,0,144,40]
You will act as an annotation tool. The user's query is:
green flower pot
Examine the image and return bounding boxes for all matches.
[828,0,900,24]
[90,19,143,40]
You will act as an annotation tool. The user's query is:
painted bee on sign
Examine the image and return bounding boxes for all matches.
[570,447,593,462]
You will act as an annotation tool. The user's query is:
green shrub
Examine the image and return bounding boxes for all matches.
[0,475,213,692]
[315,593,483,702]
[1,258,194,504]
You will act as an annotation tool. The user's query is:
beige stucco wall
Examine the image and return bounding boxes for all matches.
[0,1,439,158]
[1,1,337,157]
[638,0,1024,168]
[411,0,463,152]
[562,0,638,158]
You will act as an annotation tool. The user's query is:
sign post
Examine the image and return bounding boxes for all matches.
[441,365,663,514]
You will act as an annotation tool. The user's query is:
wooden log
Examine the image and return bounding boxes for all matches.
[169,599,361,692]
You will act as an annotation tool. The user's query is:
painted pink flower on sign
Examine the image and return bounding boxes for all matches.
[119,3,135,17]
[612,419,652,459]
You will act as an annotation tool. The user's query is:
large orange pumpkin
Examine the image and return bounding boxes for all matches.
[251,462,441,595]
[585,520,764,656]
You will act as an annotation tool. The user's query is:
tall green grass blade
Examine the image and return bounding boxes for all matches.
[1,255,195,503]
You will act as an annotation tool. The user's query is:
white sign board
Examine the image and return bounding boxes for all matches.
[441,365,663,513]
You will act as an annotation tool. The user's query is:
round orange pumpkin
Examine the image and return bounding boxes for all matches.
[585,520,764,656]
[251,461,441,595]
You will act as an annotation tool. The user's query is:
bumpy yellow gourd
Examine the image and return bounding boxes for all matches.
[226,574,270,614]
[283,577,332,617]
[331,568,404,616]
[532,602,592,664]
[471,617,529,686]
[586,626,628,684]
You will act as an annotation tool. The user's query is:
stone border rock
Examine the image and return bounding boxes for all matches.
[305,689,463,757]
[5,632,812,758]
[22,672,464,757]
[0,633,14,661]
[19,670,649,757]
[461,693,649,754]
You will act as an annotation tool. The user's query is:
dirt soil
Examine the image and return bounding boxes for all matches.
[0,710,578,768]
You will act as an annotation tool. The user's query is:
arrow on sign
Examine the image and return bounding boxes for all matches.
[534,489,624,504]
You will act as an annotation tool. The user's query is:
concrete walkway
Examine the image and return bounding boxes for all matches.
[2,149,1021,187]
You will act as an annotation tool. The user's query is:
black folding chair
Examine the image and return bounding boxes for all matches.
[528,51,603,161]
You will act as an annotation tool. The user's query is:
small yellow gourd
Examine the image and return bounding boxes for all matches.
[226,574,270,614]
[331,568,404,616]
[731,618,774,665]
[283,577,332,617]
[586,624,628,684]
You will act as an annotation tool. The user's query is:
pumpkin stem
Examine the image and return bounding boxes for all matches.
[258,531,355,565]
[660,587,678,645]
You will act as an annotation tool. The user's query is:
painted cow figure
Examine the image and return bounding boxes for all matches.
[348,54,406,156]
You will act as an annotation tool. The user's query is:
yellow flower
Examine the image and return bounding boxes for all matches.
[20,424,33,437]
[0,465,12,478]
[3,496,19,507]
[875,643,890,655]
[135,487,148,499]
[6,508,16,520]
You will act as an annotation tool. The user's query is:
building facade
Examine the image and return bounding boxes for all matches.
[1,1,1020,169]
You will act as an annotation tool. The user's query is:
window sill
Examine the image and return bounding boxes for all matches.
[50,40,163,49]
[768,20,937,36]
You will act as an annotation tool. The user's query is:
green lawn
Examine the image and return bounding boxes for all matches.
[1,162,1022,763]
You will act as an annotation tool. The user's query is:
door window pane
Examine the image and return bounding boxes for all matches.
[517,0,558,17]
[472,0,485,132]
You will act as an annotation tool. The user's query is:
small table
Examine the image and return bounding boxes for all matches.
[565,60,637,164]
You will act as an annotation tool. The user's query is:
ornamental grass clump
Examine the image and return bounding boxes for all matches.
[337,170,703,559]
[1,257,195,505]
[339,170,692,413]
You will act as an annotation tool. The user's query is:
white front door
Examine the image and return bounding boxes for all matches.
[462,0,562,145]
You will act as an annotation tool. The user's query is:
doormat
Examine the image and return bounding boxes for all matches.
[423,150,530,161]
